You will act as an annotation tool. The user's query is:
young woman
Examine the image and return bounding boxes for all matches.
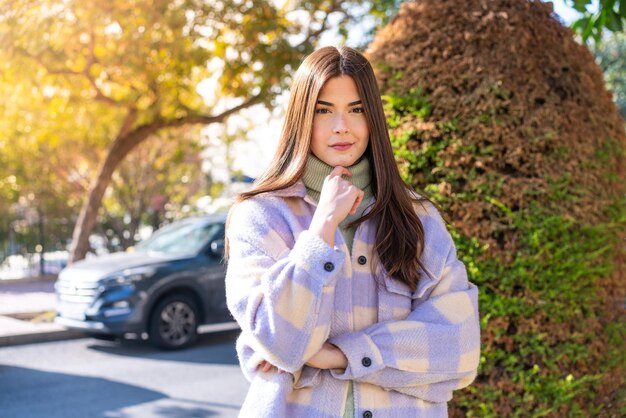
[225,46,480,418]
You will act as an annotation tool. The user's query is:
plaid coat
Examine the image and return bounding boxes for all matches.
[225,181,480,418]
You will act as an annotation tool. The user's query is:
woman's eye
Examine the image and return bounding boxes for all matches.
[351,107,365,114]
[315,108,331,114]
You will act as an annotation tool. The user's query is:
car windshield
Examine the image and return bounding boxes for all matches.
[135,220,223,254]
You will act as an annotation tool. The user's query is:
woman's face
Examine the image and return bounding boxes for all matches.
[310,75,369,167]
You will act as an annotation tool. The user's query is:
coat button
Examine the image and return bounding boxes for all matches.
[361,357,372,367]
[363,411,373,418]
[357,255,367,265]
[323,262,334,272]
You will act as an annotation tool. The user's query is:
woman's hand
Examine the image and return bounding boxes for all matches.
[305,342,348,370]
[257,342,347,374]
[309,166,365,247]
[258,360,285,374]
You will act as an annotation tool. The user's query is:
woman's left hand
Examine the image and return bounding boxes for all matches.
[306,342,348,370]
[258,360,285,373]
[257,342,348,373]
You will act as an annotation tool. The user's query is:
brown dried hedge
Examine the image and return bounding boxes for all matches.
[367,0,625,415]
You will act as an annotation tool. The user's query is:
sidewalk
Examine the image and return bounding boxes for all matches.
[0,276,85,347]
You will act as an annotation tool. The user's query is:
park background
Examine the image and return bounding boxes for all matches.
[0,0,624,416]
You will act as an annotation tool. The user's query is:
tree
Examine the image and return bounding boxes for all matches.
[369,0,625,414]
[591,30,626,117]
[359,1,626,44]
[0,75,86,258]
[1,0,374,263]
[99,126,207,251]
[566,0,626,42]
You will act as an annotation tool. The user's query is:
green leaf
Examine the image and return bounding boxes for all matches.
[582,15,596,40]
[605,9,624,31]
[571,16,590,32]
[572,0,591,13]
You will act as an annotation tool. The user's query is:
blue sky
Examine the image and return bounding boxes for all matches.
[550,0,584,25]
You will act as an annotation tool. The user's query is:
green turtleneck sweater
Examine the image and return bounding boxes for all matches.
[302,153,373,253]
[302,153,373,418]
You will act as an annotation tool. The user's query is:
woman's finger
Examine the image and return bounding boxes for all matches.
[328,166,352,179]
[259,360,287,374]
[350,189,365,215]
[259,361,272,372]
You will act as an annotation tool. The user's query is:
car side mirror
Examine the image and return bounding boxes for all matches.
[209,239,225,258]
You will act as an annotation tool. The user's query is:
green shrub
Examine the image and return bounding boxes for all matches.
[384,89,626,416]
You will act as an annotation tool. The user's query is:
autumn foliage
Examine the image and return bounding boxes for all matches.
[368,0,625,415]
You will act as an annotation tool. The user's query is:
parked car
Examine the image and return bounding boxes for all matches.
[55,213,232,349]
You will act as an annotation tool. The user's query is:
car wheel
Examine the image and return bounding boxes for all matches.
[148,293,199,350]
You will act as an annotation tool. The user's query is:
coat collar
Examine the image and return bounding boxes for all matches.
[267,181,308,198]
[269,180,381,213]
[265,181,320,206]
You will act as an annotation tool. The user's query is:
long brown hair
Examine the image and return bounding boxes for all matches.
[228,46,430,291]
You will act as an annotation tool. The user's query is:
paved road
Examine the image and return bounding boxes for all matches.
[0,330,249,418]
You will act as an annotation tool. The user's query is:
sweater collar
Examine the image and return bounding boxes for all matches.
[302,153,372,196]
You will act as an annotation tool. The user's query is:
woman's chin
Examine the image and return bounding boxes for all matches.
[321,156,359,167]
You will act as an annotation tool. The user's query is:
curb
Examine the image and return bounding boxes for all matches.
[0,275,86,348]
[0,313,87,348]
[0,328,86,347]
[0,275,58,285]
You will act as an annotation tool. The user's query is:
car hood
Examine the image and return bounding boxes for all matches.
[58,251,193,283]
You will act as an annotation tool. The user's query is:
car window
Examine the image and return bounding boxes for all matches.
[135,221,224,254]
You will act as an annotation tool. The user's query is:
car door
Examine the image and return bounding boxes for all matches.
[200,223,231,323]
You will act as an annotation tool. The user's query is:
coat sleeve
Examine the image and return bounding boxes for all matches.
[328,212,480,403]
[225,198,345,373]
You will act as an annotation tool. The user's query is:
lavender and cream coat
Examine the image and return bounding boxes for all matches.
[225,181,480,418]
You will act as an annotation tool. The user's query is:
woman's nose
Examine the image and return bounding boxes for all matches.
[332,114,349,134]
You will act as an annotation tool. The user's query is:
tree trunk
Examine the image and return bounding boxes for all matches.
[37,208,45,276]
[68,123,160,263]
[68,97,262,263]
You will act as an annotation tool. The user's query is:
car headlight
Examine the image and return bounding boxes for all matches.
[99,267,156,288]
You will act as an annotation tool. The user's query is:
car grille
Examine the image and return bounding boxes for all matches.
[55,277,102,320]
[55,279,100,304]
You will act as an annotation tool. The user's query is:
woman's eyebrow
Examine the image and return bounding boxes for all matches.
[316,100,363,106]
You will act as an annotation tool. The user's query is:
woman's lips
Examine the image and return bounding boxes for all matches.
[330,143,352,151]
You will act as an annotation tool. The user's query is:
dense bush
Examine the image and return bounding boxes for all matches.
[370,0,626,416]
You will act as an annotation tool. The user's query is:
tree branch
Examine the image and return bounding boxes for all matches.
[16,47,81,76]
[298,0,346,48]
[16,34,124,107]
[168,94,264,127]
[118,107,138,139]
[80,29,122,106]
[104,93,263,170]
